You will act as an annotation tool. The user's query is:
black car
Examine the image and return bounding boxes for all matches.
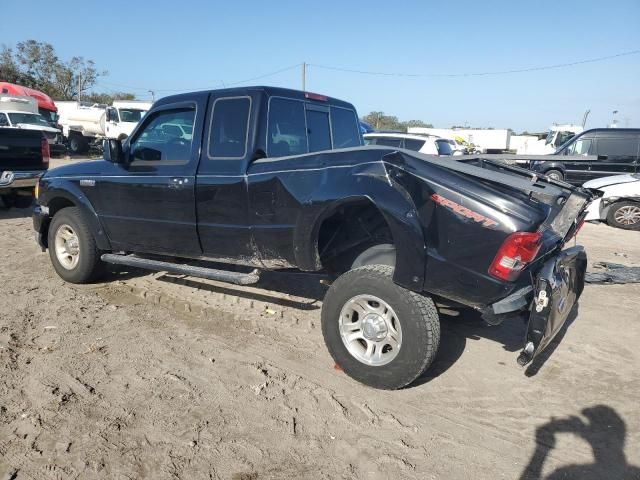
[32,86,594,389]
[529,128,640,184]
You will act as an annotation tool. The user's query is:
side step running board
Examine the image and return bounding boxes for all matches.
[101,254,260,285]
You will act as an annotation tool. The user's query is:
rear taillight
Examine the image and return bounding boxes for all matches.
[488,232,542,281]
[41,137,50,166]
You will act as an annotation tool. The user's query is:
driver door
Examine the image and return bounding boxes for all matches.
[97,101,204,256]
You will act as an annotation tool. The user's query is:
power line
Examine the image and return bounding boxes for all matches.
[96,63,302,94]
[308,49,640,78]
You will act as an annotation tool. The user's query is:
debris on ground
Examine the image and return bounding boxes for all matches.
[585,262,640,284]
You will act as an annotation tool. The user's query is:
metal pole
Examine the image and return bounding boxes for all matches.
[148,90,155,103]
[302,62,306,91]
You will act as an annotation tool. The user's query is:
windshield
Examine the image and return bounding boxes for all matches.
[8,112,51,127]
[118,109,146,122]
[38,108,58,124]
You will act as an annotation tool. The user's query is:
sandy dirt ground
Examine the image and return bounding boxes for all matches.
[1,161,639,479]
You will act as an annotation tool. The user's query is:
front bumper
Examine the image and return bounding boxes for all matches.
[0,170,44,192]
[518,246,587,366]
[33,205,50,250]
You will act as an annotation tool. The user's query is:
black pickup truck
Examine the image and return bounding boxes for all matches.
[33,86,594,389]
[1,127,49,208]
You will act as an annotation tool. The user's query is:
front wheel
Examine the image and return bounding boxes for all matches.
[607,201,640,230]
[48,207,105,283]
[545,169,564,181]
[321,265,440,389]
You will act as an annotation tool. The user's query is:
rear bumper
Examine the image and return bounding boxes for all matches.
[0,170,44,192]
[518,246,587,365]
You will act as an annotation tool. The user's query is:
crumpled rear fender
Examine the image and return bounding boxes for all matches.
[295,161,427,291]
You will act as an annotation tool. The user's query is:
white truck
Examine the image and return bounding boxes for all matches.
[0,95,65,155]
[515,124,583,155]
[408,127,511,153]
[55,100,152,154]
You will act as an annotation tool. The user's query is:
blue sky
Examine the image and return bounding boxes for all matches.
[3,0,639,131]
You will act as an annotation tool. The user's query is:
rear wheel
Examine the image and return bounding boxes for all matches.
[68,134,88,155]
[48,207,105,283]
[545,169,564,181]
[321,265,440,390]
[607,201,640,230]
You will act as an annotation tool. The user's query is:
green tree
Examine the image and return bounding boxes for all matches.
[85,92,136,105]
[0,40,133,102]
[362,112,432,132]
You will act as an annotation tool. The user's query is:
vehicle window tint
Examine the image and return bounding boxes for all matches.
[363,136,375,145]
[107,108,119,122]
[130,108,195,165]
[330,107,361,148]
[374,137,402,148]
[268,98,307,157]
[436,139,453,155]
[208,97,250,158]
[306,109,332,152]
[403,138,425,151]
[596,137,639,161]
[567,137,593,155]
[0,113,8,126]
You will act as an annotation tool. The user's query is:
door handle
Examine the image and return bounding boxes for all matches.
[169,177,189,188]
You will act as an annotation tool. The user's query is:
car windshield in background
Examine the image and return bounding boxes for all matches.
[119,109,146,122]
[38,108,58,124]
[8,112,51,127]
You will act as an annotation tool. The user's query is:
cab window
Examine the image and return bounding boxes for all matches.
[566,137,593,156]
[208,97,251,158]
[107,108,119,122]
[130,108,195,164]
[306,109,332,153]
[267,98,308,157]
[595,137,639,162]
[0,113,8,126]
[330,107,361,148]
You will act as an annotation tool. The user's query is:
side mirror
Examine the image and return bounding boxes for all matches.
[103,139,124,163]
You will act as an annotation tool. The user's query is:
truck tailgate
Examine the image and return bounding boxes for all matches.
[0,128,46,171]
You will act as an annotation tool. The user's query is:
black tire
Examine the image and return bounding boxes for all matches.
[545,169,564,181]
[68,135,88,155]
[47,207,105,283]
[321,265,440,390]
[0,195,13,209]
[606,201,640,230]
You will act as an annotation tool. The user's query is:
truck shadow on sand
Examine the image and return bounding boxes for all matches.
[412,304,580,386]
[519,405,640,480]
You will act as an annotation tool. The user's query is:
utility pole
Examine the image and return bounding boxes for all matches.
[77,71,82,103]
[148,90,156,103]
[302,62,306,91]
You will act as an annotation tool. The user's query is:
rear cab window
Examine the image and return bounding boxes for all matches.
[267,96,360,158]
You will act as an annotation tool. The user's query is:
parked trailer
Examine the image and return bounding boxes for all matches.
[55,100,152,154]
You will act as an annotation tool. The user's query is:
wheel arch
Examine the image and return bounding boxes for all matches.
[296,192,427,292]
[40,183,111,251]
